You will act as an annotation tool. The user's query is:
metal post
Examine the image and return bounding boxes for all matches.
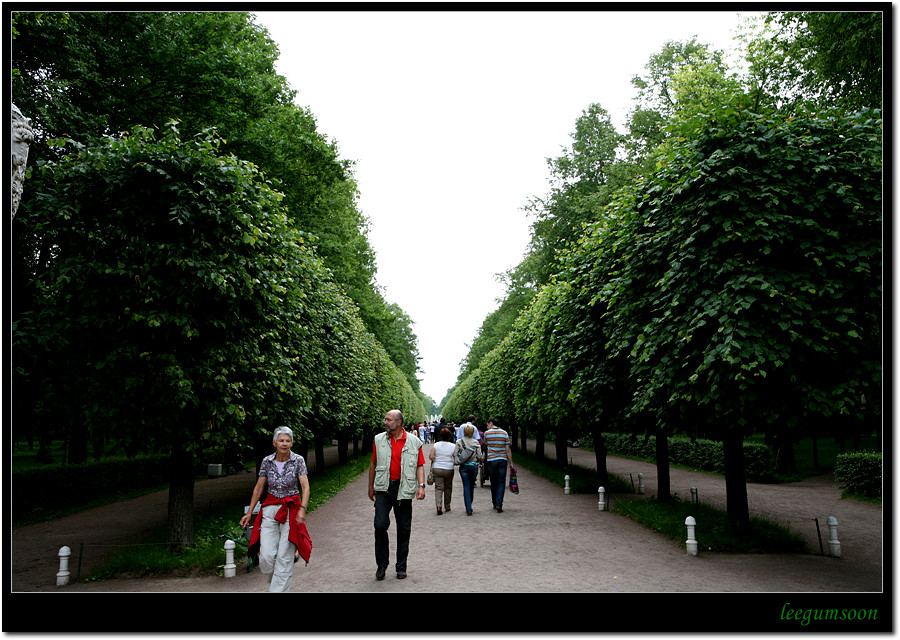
[638,473,644,495]
[814,518,825,555]
[57,546,71,586]
[598,486,606,511]
[564,475,571,495]
[827,516,841,558]
[685,517,698,556]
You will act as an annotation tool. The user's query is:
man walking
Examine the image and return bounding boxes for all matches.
[368,409,426,580]
[456,414,483,445]
[483,418,514,512]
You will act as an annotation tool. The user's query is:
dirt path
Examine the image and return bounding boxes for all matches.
[13,439,882,599]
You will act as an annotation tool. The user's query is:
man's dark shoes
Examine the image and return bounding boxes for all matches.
[376,566,386,580]
[396,570,407,579]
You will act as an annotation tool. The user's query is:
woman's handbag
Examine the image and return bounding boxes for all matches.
[427,461,434,485]
[509,467,519,494]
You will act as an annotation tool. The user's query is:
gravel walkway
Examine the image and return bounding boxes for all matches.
[9,439,886,632]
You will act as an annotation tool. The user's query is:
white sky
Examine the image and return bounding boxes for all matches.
[252,9,760,404]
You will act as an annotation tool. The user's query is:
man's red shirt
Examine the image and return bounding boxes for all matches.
[371,429,425,480]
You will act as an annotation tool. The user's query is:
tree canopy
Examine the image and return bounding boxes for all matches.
[442,11,882,526]
[12,11,425,545]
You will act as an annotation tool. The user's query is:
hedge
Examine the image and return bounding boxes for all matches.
[834,451,882,499]
[600,432,774,482]
[13,454,173,524]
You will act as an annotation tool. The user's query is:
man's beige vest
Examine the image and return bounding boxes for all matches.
[373,430,423,500]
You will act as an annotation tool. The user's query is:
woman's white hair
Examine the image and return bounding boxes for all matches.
[272,426,294,442]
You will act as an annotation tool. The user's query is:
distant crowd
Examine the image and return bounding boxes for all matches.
[412,417,480,444]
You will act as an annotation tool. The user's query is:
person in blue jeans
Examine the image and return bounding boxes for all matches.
[454,424,483,515]
[483,418,514,512]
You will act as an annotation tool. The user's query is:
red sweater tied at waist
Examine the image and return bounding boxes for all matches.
[247,493,312,564]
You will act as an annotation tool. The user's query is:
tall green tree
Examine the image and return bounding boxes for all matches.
[12,10,422,453]
[766,11,883,111]
[16,127,333,545]
[606,106,882,525]
[523,103,628,287]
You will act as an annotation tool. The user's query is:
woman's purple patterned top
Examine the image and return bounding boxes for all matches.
[259,451,308,498]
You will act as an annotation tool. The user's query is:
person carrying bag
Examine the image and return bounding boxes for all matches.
[454,424,483,516]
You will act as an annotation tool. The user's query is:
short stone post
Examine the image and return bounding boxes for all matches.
[564,475,571,495]
[223,539,237,578]
[690,487,698,504]
[598,486,606,511]
[638,473,644,495]
[827,516,841,558]
[57,546,72,586]
[685,517,698,556]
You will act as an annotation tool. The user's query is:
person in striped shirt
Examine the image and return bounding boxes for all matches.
[483,418,514,512]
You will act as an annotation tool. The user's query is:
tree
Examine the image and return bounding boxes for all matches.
[606,106,882,526]
[523,103,628,287]
[12,10,423,455]
[16,123,427,545]
[766,12,883,112]
[16,125,342,545]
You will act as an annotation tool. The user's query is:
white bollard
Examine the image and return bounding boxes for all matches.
[638,473,644,494]
[685,517,698,556]
[598,486,606,511]
[827,516,841,558]
[57,546,71,586]
[564,475,571,495]
[690,487,698,504]
[223,539,237,578]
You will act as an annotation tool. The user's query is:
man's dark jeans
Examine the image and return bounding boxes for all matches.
[486,459,508,508]
[374,479,412,571]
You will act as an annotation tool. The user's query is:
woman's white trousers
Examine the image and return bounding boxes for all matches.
[258,504,296,592]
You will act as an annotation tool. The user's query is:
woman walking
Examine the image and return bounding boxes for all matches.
[455,424,483,515]
[240,426,311,592]
[428,428,455,514]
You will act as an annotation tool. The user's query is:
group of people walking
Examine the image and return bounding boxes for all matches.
[239,410,514,590]
[428,415,514,517]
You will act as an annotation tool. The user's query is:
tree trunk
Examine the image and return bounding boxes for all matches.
[812,432,819,470]
[508,420,518,452]
[36,416,53,464]
[554,423,568,468]
[167,447,195,550]
[520,422,527,453]
[774,435,797,475]
[723,429,750,533]
[535,424,545,460]
[337,431,349,465]
[655,426,671,503]
[314,433,325,475]
[66,415,89,465]
[592,426,609,487]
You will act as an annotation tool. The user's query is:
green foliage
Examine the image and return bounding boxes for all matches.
[12,454,171,525]
[618,107,882,433]
[447,106,881,525]
[834,451,882,499]
[15,124,422,462]
[11,11,423,453]
[85,452,371,581]
[601,433,774,482]
[514,448,632,495]
[765,12,883,112]
[615,496,808,553]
